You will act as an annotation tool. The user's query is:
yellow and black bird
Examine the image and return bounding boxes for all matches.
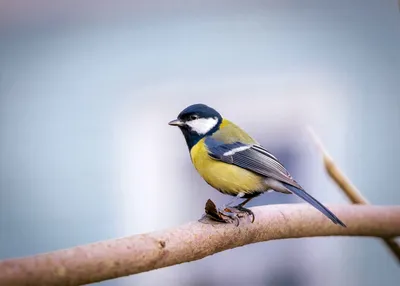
[169,103,346,227]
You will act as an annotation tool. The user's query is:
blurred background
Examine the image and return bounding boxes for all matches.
[1,0,400,285]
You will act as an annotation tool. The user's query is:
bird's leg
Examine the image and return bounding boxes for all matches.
[210,193,245,226]
[223,193,246,208]
[216,208,241,226]
[218,194,255,224]
[231,197,255,223]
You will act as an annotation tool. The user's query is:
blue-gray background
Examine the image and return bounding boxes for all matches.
[1,1,399,285]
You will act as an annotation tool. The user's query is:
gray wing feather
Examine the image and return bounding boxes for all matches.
[206,137,303,189]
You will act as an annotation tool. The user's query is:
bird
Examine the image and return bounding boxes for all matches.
[168,103,346,227]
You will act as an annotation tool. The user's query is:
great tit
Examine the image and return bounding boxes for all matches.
[169,103,346,227]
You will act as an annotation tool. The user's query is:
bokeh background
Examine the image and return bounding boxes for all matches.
[1,1,400,285]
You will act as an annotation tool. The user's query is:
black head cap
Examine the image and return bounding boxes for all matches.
[178,104,221,121]
[169,104,223,150]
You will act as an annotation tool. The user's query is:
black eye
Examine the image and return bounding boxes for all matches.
[189,114,199,120]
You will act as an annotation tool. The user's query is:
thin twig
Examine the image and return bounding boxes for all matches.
[1,204,400,286]
[307,127,400,262]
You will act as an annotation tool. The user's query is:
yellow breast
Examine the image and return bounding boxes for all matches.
[190,138,266,195]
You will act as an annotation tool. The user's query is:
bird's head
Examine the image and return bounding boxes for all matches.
[169,103,223,149]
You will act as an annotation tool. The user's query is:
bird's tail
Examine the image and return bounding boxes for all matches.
[283,183,346,227]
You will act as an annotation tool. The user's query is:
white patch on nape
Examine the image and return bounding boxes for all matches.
[223,145,251,156]
[186,117,218,135]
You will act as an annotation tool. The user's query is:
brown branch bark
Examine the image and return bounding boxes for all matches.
[308,127,400,262]
[1,204,400,286]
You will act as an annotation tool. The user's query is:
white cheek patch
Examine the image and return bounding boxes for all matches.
[186,117,218,135]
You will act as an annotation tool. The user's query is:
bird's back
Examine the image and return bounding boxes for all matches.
[212,119,258,145]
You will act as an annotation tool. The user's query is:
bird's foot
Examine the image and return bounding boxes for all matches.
[217,207,243,226]
[199,199,255,226]
[218,205,255,226]
[231,205,255,223]
[200,199,243,226]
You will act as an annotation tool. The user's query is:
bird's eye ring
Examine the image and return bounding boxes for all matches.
[189,114,199,120]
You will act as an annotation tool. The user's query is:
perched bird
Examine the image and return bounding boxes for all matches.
[169,104,346,227]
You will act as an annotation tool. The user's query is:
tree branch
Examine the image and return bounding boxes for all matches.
[1,204,399,286]
[307,127,400,262]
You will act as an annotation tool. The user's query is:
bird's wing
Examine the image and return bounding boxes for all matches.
[205,136,303,189]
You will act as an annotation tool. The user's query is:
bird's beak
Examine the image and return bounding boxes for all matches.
[168,119,184,126]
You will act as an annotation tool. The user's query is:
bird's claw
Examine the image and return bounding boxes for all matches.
[219,206,255,225]
[199,199,255,226]
[233,206,255,223]
[218,207,242,226]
